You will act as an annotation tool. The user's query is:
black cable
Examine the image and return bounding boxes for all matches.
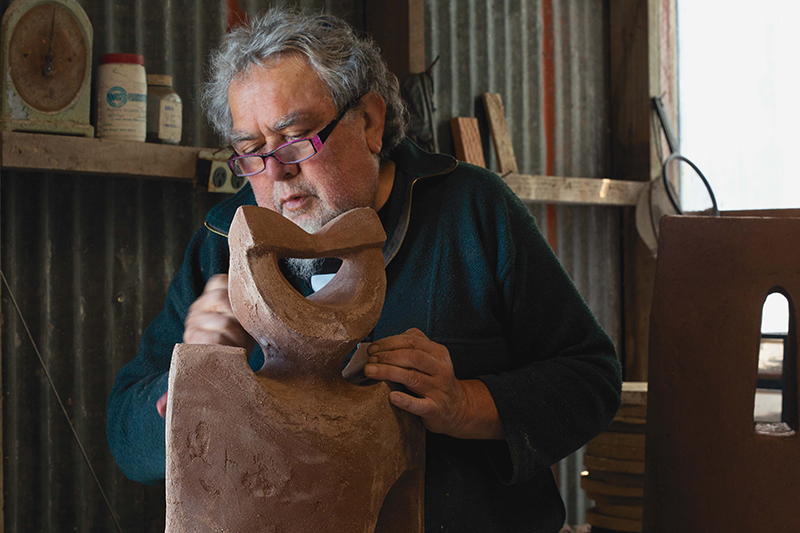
[662,153,720,217]
[1,271,124,533]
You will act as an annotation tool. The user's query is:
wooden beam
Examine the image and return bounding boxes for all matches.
[0,131,206,182]
[364,0,426,80]
[450,117,486,167]
[504,174,645,206]
[482,93,519,174]
[611,0,670,383]
[610,0,679,383]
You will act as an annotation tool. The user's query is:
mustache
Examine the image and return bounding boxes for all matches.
[275,183,316,202]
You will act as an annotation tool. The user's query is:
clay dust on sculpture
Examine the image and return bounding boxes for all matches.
[165,206,425,532]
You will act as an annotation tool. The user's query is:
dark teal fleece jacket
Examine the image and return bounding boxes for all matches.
[107,139,621,532]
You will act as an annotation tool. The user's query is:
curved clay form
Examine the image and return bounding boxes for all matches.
[165,206,425,532]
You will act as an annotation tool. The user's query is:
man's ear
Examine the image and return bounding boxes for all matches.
[362,92,387,155]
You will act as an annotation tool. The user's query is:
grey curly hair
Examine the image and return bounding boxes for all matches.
[201,8,408,163]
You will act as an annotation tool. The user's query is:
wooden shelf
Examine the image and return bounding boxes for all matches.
[0,132,647,205]
[503,173,646,206]
[0,131,214,183]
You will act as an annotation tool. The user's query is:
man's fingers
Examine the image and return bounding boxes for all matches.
[368,329,434,356]
[184,325,251,347]
[183,275,254,351]
[364,363,431,393]
[367,349,437,376]
[156,391,168,418]
[388,390,433,417]
[189,289,236,318]
[184,311,254,347]
[204,274,229,293]
[185,310,239,332]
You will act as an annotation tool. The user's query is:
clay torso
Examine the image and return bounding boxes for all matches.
[165,207,424,532]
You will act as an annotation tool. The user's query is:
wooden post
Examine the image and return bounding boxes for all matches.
[364,0,426,80]
[610,0,677,382]
[482,93,518,174]
[450,118,486,167]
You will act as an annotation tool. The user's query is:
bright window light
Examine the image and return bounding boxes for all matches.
[678,0,800,211]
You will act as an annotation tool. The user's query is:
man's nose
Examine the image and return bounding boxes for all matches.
[261,155,298,181]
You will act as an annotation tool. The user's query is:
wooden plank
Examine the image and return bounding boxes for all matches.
[616,404,647,420]
[587,508,643,532]
[595,502,644,520]
[482,93,518,174]
[450,118,486,167]
[584,454,645,475]
[1,131,204,181]
[503,173,645,206]
[584,493,642,507]
[591,432,646,449]
[586,440,645,462]
[587,470,644,488]
[581,478,644,499]
[621,381,648,405]
[606,420,646,433]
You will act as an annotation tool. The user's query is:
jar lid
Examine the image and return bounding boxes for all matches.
[147,74,173,87]
[101,53,145,66]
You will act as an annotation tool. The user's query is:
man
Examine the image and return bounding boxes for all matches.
[107,8,621,532]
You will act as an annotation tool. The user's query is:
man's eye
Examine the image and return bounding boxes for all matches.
[285,132,309,142]
[239,144,265,155]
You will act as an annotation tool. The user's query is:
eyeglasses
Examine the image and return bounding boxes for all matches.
[227,96,362,177]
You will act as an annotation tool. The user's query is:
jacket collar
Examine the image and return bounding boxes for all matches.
[391,137,457,179]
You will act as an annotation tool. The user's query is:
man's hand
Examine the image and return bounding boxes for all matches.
[183,274,255,349]
[157,274,254,419]
[363,328,505,440]
[156,391,169,418]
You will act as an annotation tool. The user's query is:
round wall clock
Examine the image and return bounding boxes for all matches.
[1,0,94,136]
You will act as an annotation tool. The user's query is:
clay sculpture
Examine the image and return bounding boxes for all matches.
[165,206,425,532]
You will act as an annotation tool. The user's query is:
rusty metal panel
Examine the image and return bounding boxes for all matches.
[424,0,618,526]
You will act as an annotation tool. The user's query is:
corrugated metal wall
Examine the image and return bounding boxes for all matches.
[0,1,360,531]
[426,0,617,343]
[1,0,619,530]
[425,0,619,525]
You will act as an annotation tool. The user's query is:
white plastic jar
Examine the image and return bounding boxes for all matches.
[96,53,147,141]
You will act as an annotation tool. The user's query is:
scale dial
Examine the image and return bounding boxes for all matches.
[9,2,87,113]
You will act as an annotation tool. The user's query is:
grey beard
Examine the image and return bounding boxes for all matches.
[285,257,324,282]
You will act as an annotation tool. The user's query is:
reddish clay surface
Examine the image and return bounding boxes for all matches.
[165,206,425,532]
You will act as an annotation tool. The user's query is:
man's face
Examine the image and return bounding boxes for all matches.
[227,55,385,233]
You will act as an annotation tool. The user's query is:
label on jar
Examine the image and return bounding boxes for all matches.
[158,99,182,143]
[97,64,147,142]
